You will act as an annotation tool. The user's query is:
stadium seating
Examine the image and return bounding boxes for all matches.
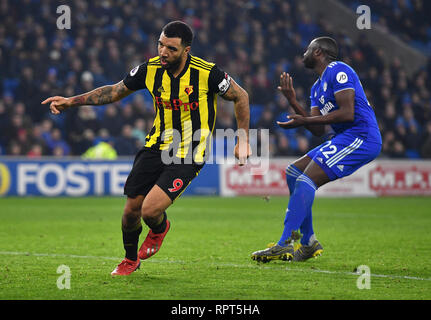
[0,0,430,158]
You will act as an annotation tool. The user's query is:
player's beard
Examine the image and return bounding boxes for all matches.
[162,56,182,73]
[303,55,316,69]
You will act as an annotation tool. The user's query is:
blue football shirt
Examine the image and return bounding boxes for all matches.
[310,61,381,143]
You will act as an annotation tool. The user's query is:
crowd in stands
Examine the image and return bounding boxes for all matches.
[346,0,431,56]
[1,0,431,159]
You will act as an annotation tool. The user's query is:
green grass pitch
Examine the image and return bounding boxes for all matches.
[0,196,430,300]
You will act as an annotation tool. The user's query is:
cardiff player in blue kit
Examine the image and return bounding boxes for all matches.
[251,37,382,262]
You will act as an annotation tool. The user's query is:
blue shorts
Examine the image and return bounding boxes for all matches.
[307,131,381,181]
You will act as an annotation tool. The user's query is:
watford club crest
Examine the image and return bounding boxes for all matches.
[184,85,194,96]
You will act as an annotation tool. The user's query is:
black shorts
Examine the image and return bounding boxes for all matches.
[124,148,203,202]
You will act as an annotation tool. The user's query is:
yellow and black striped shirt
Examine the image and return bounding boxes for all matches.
[123,54,230,164]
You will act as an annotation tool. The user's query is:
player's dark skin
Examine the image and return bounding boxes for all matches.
[277,38,355,188]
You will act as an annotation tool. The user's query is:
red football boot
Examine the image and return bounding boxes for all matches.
[111,258,140,276]
[138,220,170,260]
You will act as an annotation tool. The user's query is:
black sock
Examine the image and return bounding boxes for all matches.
[147,211,167,234]
[122,225,142,261]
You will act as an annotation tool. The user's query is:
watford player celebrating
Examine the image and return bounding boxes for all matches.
[42,21,251,276]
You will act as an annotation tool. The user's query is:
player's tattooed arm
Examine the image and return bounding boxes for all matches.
[42,81,134,114]
[220,78,252,165]
[221,78,250,140]
[70,81,133,106]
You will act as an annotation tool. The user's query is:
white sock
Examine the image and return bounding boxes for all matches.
[308,234,317,246]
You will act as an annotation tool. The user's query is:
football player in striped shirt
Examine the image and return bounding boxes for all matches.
[43,21,251,275]
[251,37,382,263]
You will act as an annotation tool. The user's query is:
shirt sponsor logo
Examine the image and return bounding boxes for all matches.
[320,101,336,115]
[155,96,199,111]
[336,72,348,84]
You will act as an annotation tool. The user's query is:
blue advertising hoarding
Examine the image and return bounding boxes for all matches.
[0,158,219,197]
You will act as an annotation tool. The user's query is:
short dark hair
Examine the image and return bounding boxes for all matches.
[162,21,194,47]
[314,37,338,62]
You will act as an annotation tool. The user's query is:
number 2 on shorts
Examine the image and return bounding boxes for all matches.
[320,141,338,159]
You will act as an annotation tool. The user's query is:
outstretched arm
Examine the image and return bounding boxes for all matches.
[220,78,252,165]
[41,80,134,114]
[277,89,355,129]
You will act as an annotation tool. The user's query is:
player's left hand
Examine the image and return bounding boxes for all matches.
[277,114,307,129]
[234,142,252,166]
[278,72,296,104]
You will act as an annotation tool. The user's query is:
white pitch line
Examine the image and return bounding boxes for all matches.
[0,251,430,282]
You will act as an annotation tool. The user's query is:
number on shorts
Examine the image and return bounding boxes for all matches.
[320,141,338,159]
[168,178,184,193]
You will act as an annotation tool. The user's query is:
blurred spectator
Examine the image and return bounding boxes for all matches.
[132,118,148,147]
[76,129,96,155]
[53,145,67,158]
[121,104,136,126]
[29,124,48,154]
[27,144,43,158]
[66,106,101,153]
[115,125,138,156]
[40,118,54,143]
[8,141,22,157]
[94,128,111,145]
[82,141,118,160]
[382,130,406,158]
[276,133,295,157]
[421,121,431,158]
[256,108,277,131]
[295,135,310,156]
[46,128,71,156]
[0,102,8,139]
[102,104,123,137]
[251,66,272,105]
[215,103,235,130]
[15,126,32,155]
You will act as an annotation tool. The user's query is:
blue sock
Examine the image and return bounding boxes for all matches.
[285,164,302,194]
[300,212,314,245]
[278,173,317,247]
[286,165,315,245]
